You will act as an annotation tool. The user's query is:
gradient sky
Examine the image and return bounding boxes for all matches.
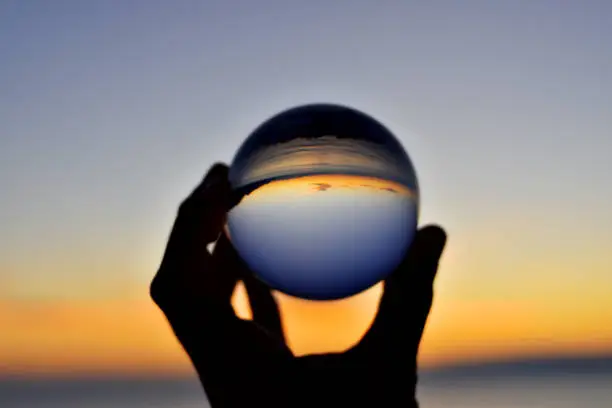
[1,0,611,377]
[227,175,416,299]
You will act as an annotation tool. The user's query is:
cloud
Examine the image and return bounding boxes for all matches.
[311,183,332,191]
[307,181,401,194]
[359,184,397,194]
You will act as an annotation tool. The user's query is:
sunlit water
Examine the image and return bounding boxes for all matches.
[226,174,418,299]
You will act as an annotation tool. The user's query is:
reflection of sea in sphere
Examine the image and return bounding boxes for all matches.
[226,104,419,300]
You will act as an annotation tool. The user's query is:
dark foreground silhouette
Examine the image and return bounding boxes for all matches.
[151,163,447,408]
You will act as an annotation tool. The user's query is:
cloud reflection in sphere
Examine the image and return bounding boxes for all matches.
[226,104,419,300]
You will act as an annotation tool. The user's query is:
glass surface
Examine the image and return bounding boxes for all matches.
[226,103,419,300]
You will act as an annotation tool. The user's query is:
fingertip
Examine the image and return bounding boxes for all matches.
[184,163,231,212]
[394,224,447,286]
[417,224,447,259]
[202,162,230,189]
[418,224,447,240]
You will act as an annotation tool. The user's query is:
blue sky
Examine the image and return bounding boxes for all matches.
[1,0,611,373]
[1,0,611,298]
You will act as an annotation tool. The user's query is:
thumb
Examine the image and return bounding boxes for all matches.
[391,225,447,292]
[355,225,447,356]
[383,225,447,330]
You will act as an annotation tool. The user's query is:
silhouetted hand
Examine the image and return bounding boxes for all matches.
[151,163,447,408]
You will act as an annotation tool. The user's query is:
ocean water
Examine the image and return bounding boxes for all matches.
[2,371,611,407]
[418,373,612,408]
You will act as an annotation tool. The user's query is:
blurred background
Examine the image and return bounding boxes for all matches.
[1,1,611,407]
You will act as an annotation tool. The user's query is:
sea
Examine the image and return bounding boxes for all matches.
[1,358,611,408]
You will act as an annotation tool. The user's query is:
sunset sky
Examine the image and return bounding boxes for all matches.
[1,0,611,378]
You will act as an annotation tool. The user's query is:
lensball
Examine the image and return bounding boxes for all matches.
[226,103,419,300]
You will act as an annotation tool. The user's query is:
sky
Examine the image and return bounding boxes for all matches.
[227,175,416,299]
[1,0,611,378]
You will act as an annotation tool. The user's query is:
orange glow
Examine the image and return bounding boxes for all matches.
[420,297,612,367]
[0,299,192,377]
[2,288,612,377]
[232,283,612,365]
[242,174,414,203]
[3,228,612,377]
[231,281,382,355]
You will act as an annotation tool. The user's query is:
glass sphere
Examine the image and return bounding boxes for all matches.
[226,104,419,300]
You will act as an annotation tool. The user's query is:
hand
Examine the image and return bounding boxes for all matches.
[151,163,447,408]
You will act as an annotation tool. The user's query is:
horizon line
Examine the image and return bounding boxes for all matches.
[2,353,611,382]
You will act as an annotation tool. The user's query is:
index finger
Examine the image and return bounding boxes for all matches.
[151,163,234,310]
[150,164,295,407]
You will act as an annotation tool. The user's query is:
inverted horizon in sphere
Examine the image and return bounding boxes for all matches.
[227,104,419,300]
[229,104,418,193]
[231,135,418,191]
[227,175,418,300]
